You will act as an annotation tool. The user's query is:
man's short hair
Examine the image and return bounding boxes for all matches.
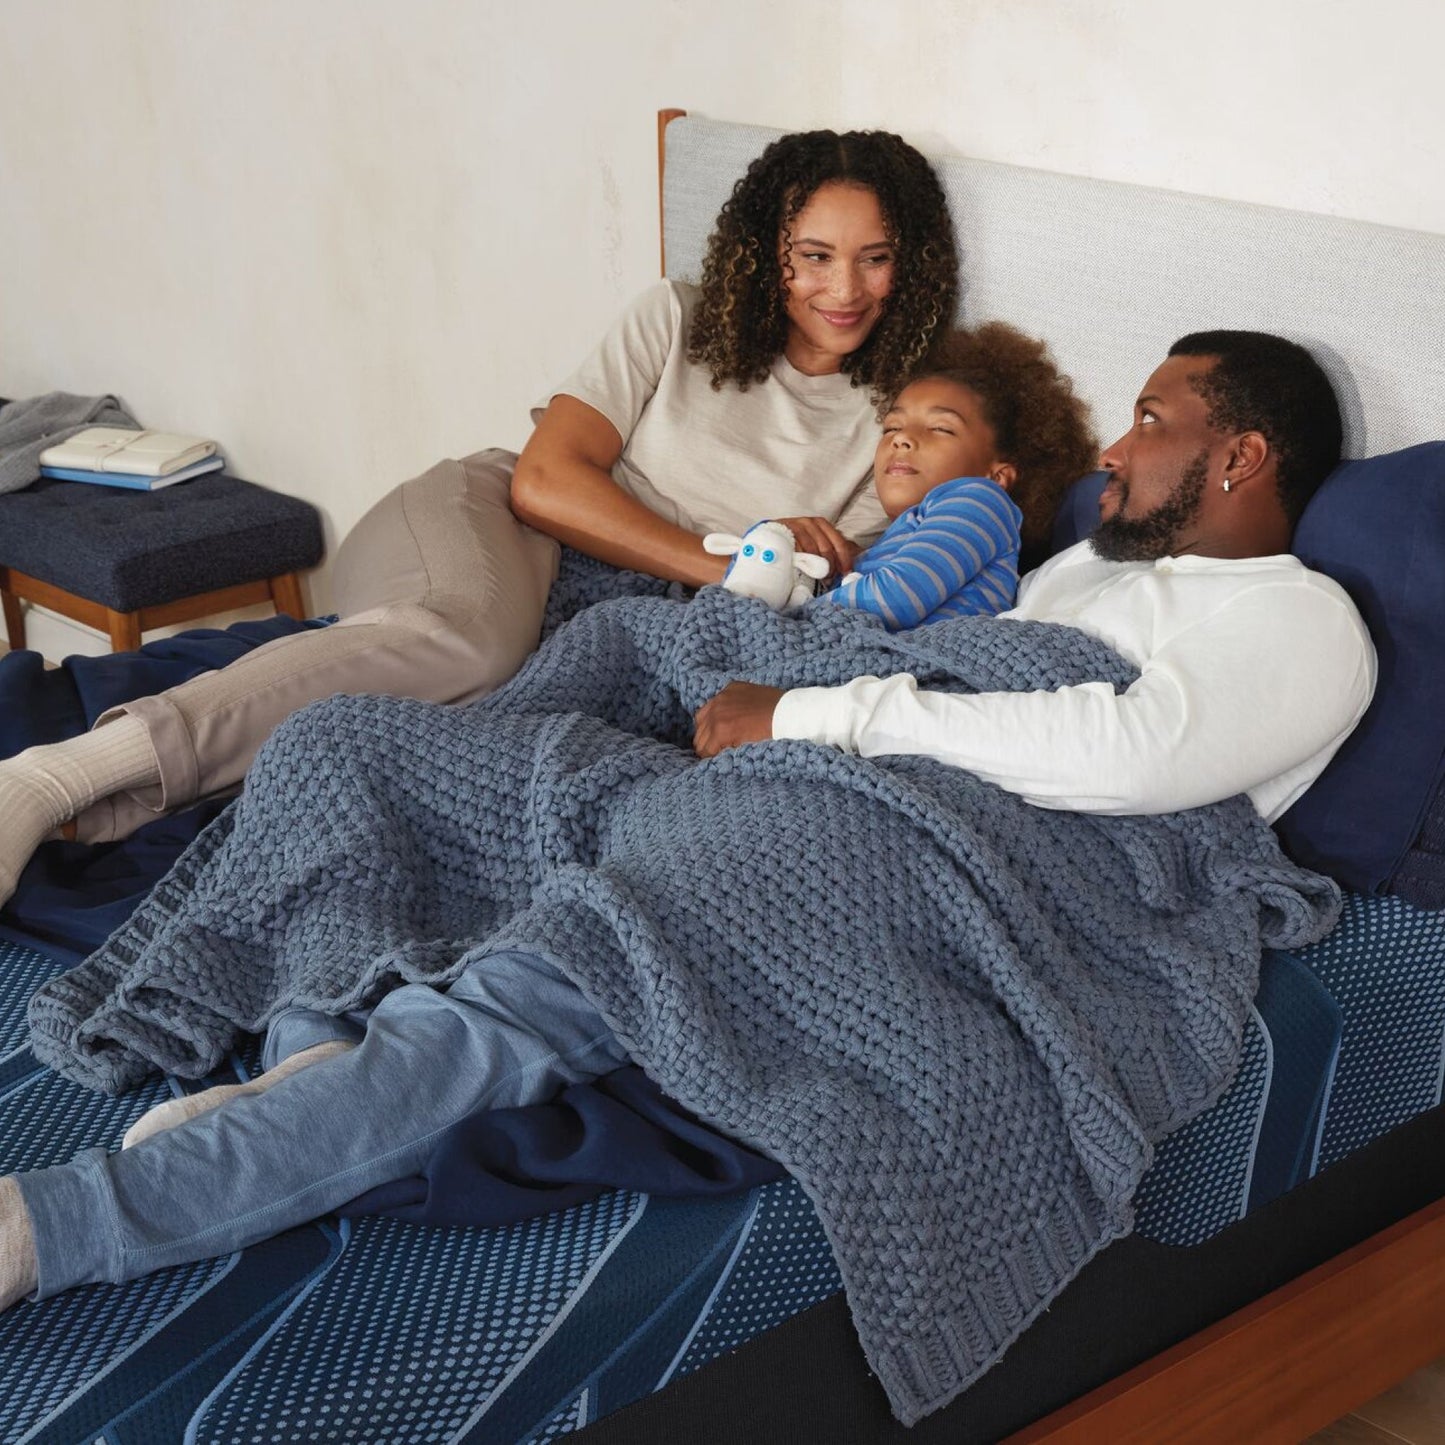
[1168,331,1343,522]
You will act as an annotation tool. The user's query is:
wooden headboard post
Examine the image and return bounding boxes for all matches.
[657,108,686,277]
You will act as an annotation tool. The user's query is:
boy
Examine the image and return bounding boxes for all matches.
[822,323,1097,629]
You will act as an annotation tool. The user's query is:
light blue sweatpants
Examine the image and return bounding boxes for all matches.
[16,951,628,1299]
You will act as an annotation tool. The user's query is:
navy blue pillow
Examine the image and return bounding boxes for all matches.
[1280,443,1445,905]
[1050,469,1107,553]
[1047,445,1445,906]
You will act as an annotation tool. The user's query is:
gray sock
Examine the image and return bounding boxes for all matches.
[0,1176,38,1312]
[0,716,158,904]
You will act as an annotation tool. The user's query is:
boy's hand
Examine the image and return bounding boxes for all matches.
[694,683,784,757]
[774,516,858,579]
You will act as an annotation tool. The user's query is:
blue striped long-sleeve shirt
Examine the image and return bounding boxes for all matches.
[821,476,1023,630]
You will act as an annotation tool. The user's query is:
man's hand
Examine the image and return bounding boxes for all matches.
[774,516,858,579]
[694,682,785,758]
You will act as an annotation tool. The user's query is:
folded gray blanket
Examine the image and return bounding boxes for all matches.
[0,392,138,493]
[28,586,1340,1424]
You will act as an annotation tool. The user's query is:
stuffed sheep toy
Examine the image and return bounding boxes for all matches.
[702,520,831,611]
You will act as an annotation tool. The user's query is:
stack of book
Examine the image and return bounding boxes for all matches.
[38,427,224,490]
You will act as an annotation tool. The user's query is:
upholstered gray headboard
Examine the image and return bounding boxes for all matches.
[661,114,1445,458]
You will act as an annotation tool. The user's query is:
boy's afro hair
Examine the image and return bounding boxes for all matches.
[908,322,1098,551]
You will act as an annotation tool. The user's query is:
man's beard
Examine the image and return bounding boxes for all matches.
[1089,450,1208,562]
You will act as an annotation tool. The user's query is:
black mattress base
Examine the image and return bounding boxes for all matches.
[575,1102,1445,1444]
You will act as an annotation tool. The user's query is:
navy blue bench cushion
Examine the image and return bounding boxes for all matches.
[1050,444,1445,909]
[0,474,324,612]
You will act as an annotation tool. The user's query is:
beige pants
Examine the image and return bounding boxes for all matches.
[74,449,559,843]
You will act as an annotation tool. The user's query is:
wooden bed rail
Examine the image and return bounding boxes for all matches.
[657,108,685,277]
[1006,1194,1445,1443]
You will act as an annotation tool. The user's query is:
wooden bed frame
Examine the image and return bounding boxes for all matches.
[1008,1196,1445,1442]
[655,107,1445,1443]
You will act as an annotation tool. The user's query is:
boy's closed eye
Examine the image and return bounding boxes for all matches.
[873,376,1010,519]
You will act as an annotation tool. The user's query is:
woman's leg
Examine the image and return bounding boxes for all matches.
[0,450,559,898]
[0,719,158,902]
[3,950,626,1307]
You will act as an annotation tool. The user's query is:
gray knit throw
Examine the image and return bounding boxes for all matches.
[0,392,139,493]
[28,584,1340,1425]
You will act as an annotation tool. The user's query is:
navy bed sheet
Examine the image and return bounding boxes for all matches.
[0,617,320,962]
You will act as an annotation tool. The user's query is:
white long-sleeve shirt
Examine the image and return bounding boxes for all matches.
[773,541,1376,822]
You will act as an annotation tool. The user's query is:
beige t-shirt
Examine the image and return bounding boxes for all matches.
[533,279,890,544]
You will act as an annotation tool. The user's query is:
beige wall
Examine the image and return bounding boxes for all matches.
[2,0,1441,656]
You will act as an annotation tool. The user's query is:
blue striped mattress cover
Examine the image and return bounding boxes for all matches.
[0,887,1437,1441]
[1133,945,1341,1246]
[1279,891,1445,1172]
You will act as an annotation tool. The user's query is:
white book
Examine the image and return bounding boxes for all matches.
[39,426,218,478]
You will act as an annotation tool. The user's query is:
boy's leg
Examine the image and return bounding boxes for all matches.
[5,950,625,1305]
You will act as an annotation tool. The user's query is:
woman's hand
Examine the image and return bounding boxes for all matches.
[774,516,859,579]
[694,682,785,757]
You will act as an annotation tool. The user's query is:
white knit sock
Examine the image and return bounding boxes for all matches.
[0,715,158,905]
[0,1175,38,1313]
[121,1039,357,1149]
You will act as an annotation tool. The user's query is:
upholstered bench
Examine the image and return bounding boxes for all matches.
[0,473,324,652]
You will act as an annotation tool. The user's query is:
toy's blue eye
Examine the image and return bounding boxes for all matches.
[742,543,755,557]
[761,548,776,563]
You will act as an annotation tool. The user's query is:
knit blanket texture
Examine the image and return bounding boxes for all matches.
[28,582,1340,1425]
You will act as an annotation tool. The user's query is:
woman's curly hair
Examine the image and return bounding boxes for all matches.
[686,129,957,401]
[910,323,1099,553]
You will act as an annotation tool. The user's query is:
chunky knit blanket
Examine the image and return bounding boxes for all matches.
[29,585,1340,1425]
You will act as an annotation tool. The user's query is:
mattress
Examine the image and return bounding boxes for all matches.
[0,896,1424,1444]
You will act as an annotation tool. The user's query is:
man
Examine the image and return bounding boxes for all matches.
[694,330,1376,824]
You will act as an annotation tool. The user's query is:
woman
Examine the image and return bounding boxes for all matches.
[0,127,958,1307]
[0,128,957,908]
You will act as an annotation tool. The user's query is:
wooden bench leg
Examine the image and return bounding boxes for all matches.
[1,587,24,651]
[270,572,307,620]
[107,609,143,652]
